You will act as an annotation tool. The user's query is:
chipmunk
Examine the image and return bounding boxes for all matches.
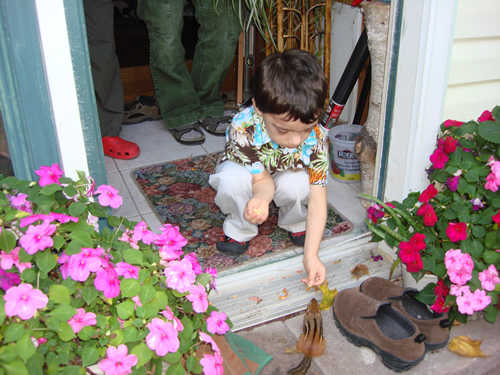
[288,298,326,375]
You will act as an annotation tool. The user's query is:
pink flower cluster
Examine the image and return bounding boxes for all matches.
[485,156,500,192]
[99,345,138,375]
[444,249,473,285]
[398,233,426,273]
[450,285,491,315]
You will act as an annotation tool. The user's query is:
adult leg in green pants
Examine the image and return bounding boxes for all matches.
[137,0,241,145]
[84,0,140,159]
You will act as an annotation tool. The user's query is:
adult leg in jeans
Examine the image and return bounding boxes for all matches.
[137,0,204,144]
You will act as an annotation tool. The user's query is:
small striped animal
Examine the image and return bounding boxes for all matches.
[288,298,326,375]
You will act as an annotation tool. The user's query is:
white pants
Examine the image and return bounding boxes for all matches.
[208,160,310,242]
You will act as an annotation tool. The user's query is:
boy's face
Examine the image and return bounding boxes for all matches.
[254,104,317,149]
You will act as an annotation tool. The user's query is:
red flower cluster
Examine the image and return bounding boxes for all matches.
[431,279,450,313]
[398,233,426,272]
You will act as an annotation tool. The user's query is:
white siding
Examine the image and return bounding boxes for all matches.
[443,0,500,121]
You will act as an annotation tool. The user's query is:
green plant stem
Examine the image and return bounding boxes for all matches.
[365,218,409,243]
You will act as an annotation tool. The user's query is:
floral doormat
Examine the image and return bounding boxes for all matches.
[132,153,353,272]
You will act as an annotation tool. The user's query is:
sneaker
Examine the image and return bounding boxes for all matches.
[216,234,249,255]
[123,95,161,125]
[288,231,306,246]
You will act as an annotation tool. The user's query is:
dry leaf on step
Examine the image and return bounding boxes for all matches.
[449,336,489,357]
[351,264,370,280]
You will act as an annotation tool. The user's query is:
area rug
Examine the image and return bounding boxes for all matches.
[132,152,353,272]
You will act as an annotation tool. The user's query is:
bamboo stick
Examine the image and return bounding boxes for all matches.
[324,0,331,94]
[277,0,284,52]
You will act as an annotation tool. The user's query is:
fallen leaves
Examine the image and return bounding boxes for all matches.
[319,282,338,310]
[278,288,289,300]
[449,336,489,357]
[351,264,370,280]
[249,296,262,304]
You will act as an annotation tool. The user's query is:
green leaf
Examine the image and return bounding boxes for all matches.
[57,322,77,342]
[484,303,499,324]
[165,362,185,375]
[415,283,437,305]
[152,291,169,310]
[1,359,29,375]
[0,229,17,252]
[81,345,99,367]
[131,342,152,368]
[461,239,483,258]
[68,201,86,217]
[39,183,63,195]
[196,273,212,287]
[106,215,122,228]
[78,325,97,341]
[472,225,486,238]
[120,278,141,298]
[67,230,93,248]
[164,350,182,364]
[35,249,57,273]
[123,249,144,265]
[49,304,77,321]
[64,240,83,256]
[62,366,81,375]
[49,284,71,305]
[82,285,98,305]
[27,352,44,375]
[17,332,36,362]
[4,324,25,343]
[142,303,160,319]
[52,235,65,250]
[179,316,194,340]
[110,329,124,346]
[478,120,500,144]
[139,285,156,305]
[122,326,139,343]
[116,300,135,320]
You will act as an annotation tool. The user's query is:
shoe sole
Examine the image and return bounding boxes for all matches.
[332,308,425,372]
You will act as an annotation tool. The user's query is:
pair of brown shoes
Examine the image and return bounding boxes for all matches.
[333,277,451,372]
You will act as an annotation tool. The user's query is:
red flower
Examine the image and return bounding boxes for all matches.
[434,279,449,298]
[430,296,449,313]
[405,255,423,273]
[442,136,457,154]
[493,209,500,224]
[443,119,464,128]
[417,203,438,226]
[399,241,420,264]
[478,110,493,123]
[445,222,468,242]
[409,233,426,250]
[419,184,438,203]
[430,149,449,169]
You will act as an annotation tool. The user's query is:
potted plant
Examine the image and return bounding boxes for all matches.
[361,106,500,325]
[0,164,229,374]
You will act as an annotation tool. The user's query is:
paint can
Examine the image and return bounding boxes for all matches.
[328,125,362,183]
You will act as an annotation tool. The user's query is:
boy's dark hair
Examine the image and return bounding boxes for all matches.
[253,49,328,124]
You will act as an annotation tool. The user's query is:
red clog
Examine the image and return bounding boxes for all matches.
[102,137,140,160]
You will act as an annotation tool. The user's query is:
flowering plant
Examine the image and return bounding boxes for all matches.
[0,164,229,374]
[362,106,500,325]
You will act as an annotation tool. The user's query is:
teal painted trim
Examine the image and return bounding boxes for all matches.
[376,0,403,200]
[63,0,108,188]
[0,0,60,181]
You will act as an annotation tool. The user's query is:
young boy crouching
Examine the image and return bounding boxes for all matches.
[209,49,329,287]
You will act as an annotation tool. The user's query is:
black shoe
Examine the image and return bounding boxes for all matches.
[288,231,306,246]
[216,234,249,255]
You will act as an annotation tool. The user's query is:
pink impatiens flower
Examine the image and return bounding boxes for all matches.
[99,344,138,375]
[146,318,180,356]
[35,163,64,187]
[164,258,196,293]
[68,308,97,333]
[478,110,493,122]
[67,248,103,282]
[446,176,460,192]
[429,148,449,169]
[19,221,57,255]
[444,249,473,286]
[445,222,468,242]
[0,269,21,291]
[0,247,32,273]
[367,204,385,224]
[186,283,208,313]
[132,221,157,245]
[478,264,500,291]
[206,311,230,335]
[8,193,33,213]
[200,352,224,375]
[4,283,48,320]
[156,224,188,261]
[199,332,221,354]
[95,185,123,209]
[94,266,121,299]
[115,262,139,279]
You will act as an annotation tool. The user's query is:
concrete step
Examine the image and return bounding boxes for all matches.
[210,232,400,331]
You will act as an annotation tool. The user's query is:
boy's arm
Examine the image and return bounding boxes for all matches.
[244,170,275,224]
[301,184,328,286]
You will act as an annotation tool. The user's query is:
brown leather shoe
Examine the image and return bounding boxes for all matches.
[333,288,426,372]
[360,277,451,351]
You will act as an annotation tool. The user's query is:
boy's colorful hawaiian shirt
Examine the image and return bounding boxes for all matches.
[222,106,329,186]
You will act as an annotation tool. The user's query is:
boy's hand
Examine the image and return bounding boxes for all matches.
[244,197,269,224]
[301,253,326,287]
